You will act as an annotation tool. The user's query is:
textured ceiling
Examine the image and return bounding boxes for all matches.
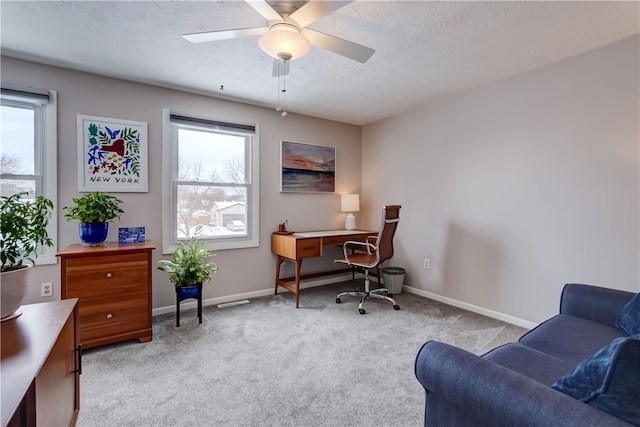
[1,1,638,125]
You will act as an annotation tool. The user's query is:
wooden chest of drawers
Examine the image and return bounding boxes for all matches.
[57,241,155,349]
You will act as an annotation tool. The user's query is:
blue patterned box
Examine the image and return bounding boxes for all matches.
[118,227,146,244]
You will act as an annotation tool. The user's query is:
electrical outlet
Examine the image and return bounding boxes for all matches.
[424,258,430,270]
[41,282,53,297]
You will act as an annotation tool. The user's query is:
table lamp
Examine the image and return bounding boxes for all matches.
[341,194,360,230]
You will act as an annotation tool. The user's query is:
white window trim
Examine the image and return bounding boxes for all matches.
[161,109,259,254]
[0,89,58,265]
[41,90,58,265]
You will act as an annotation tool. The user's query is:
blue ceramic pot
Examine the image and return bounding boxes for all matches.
[177,284,201,299]
[79,222,109,246]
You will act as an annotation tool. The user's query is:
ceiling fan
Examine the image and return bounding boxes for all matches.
[182,0,375,76]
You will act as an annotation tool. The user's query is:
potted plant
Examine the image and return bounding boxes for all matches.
[1,192,54,319]
[157,235,218,298]
[63,191,124,246]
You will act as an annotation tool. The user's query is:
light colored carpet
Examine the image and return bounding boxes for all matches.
[77,281,527,426]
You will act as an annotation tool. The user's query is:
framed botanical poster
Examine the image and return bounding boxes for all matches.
[77,114,148,192]
[280,140,335,193]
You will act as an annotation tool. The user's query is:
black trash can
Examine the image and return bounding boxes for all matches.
[382,267,405,294]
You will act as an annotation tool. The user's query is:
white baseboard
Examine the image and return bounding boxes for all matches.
[152,273,354,316]
[403,285,538,330]
[154,276,538,330]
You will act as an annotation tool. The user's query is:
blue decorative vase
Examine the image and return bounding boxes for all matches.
[177,284,201,299]
[79,222,109,246]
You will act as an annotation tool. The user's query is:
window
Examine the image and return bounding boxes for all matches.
[162,110,259,253]
[0,86,58,264]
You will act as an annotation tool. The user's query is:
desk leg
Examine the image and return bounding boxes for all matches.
[274,255,283,295]
[294,259,302,308]
[274,256,303,308]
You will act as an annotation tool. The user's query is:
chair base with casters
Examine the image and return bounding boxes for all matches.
[336,268,400,315]
[334,205,402,315]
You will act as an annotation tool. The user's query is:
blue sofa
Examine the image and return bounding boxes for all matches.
[415,283,638,426]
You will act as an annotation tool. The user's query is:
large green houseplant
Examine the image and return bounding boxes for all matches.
[1,192,54,319]
[63,191,124,246]
[157,236,218,288]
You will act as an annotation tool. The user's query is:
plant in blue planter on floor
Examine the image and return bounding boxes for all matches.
[157,235,218,288]
[158,233,218,326]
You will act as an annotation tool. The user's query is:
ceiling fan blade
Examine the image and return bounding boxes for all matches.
[246,0,283,22]
[302,28,375,63]
[272,59,290,77]
[289,1,352,28]
[183,27,268,43]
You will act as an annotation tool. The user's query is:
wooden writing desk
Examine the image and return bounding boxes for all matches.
[271,230,376,308]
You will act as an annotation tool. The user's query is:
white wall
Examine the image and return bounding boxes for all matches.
[362,35,640,324]
[4,35,639,323]
[1,56,362,310]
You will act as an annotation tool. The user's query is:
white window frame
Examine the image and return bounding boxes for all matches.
[161,109,259,254]
[0,87,58,265]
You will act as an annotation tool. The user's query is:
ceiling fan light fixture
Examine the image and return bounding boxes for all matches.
[259,23,311,60]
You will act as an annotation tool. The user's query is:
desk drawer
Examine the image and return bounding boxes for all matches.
[296,238,321,258]
[323,234,373,247]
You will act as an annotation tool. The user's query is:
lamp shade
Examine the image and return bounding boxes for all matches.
[258,23,311,60]
[341,194,360,212]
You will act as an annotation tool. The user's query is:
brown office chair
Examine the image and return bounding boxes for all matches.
[334,205,401,314]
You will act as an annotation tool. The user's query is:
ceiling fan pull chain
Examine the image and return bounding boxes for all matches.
[281,65,288,117]
[276,61,282,112]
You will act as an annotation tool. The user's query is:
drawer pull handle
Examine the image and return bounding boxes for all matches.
[74,344,83,375]
[302,246,316,250]
[106,272,113,278]
[106,313,113,319]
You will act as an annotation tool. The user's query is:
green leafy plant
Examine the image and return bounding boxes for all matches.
[157,235,218,287]
[1,192,54,272]
[63,191,124,223]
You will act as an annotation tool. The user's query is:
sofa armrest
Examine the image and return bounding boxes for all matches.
[415,341,632,427]
[560,283,635,327]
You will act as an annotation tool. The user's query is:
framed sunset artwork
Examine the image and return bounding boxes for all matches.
[280,141,335,193]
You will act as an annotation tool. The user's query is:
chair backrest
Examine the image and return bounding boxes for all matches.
[374,205,401,264]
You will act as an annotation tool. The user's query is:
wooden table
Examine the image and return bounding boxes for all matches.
[1,299,80,427]
[271,230,376,308]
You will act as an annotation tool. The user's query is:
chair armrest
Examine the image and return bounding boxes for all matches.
[560,283,635,327]
[415,341,632,427]
[341,240,376,259]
